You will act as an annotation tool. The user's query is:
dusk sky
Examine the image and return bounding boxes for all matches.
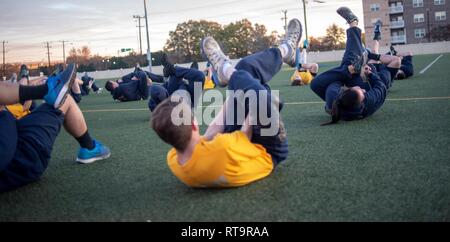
[0,0,364,63]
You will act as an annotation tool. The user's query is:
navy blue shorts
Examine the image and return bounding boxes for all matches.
[0,104,64,192]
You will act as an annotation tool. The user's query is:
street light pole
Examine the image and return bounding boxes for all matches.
[143,0,152,72]
[302,0,308,41]
[299,0,324,43]
[2,41,7,79]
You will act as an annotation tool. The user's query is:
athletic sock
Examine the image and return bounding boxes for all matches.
[278,44,289,59]
[368,52,381,61]
[76,131,95,150]
[222,62,235,81]
[19,84,48,103]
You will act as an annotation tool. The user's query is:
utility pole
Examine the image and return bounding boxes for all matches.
[60,40,69,67]
[143,0,152,72]
[282,10,288,37]
[133,15,145,55]
[2,41,7,79]
[45,42,52,67]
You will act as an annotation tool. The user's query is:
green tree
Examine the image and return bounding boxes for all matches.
[164,19,277,63]
[428,24,450,41]
[322,24,346,50]
[164,20,222,63]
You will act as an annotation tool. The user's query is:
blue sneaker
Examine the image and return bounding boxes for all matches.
[76,140,111,164]
[44,63,76,108]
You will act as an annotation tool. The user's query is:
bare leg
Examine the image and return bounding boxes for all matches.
[368,40,401,68]
[368,39,381,64]
[380,54,401,69]
[397,51,413,57]
[58,95,87,139]
[0,82,20,105]
[301,63,319,74]
[72,79,82,94]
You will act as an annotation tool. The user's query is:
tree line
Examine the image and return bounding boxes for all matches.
[5,19,448,78]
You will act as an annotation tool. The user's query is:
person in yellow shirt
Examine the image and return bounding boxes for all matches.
[203,63,216,90]
[5,67,37,119]
[151,19,302,188]
[290,45,319,86]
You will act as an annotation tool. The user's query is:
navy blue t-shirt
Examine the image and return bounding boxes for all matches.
[400,56,414,78]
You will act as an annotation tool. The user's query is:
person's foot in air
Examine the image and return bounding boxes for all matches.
[201,37,232,87]
[337,6,359,24]
[373,20,382,41]
[44,63,77,108]
[280,18,303,67]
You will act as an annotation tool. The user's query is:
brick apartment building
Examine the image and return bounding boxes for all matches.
[362,0,450,46]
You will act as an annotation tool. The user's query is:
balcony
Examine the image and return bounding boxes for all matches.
[389,5,404,14]
[390,20,405,29]
[391,35,406,44]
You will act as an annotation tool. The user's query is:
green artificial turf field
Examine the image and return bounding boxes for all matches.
[0,54,449,221]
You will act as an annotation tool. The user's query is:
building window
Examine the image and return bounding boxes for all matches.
[371,18,381,24]
[434,0,445,5]
[370,3,380,12]
[435,11,447,21]
[415,28,426,38]
[414,13,425,23]
[413,0,424,8]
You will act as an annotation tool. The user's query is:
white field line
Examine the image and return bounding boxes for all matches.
[81,96,450,113]
[420,54,444,74]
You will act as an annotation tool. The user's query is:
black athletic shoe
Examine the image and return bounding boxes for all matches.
[19,64,29,80]
[337,7,358,24]
[350,52,367,75]
[161,53,176,77]
[190,61,199,70]
[373,20,382,41]
[390,45,398,56]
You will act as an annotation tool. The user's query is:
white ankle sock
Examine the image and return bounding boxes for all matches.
[222,62,235,81]
[278,44,289,59]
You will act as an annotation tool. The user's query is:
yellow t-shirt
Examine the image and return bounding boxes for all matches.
[204,75,215,90]
[203,70,215,90]
[6,104,30,119]
[290,70,314,86]
[167,131,274,188]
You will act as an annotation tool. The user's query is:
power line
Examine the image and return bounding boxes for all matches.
[144,0,152,72]
[45,42,52,67]
[59,40,69,67]
[133,15,145,55]
[282,10,288,37]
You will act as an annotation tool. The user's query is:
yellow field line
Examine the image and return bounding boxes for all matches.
[81,96,450,113]
[284,96,450,105]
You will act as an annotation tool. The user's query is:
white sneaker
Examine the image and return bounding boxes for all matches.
[201,36,231,87]
[281,19,303,67]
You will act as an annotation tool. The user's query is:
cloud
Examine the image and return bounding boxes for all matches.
[47,2,103,14]
[47,2,80,10]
